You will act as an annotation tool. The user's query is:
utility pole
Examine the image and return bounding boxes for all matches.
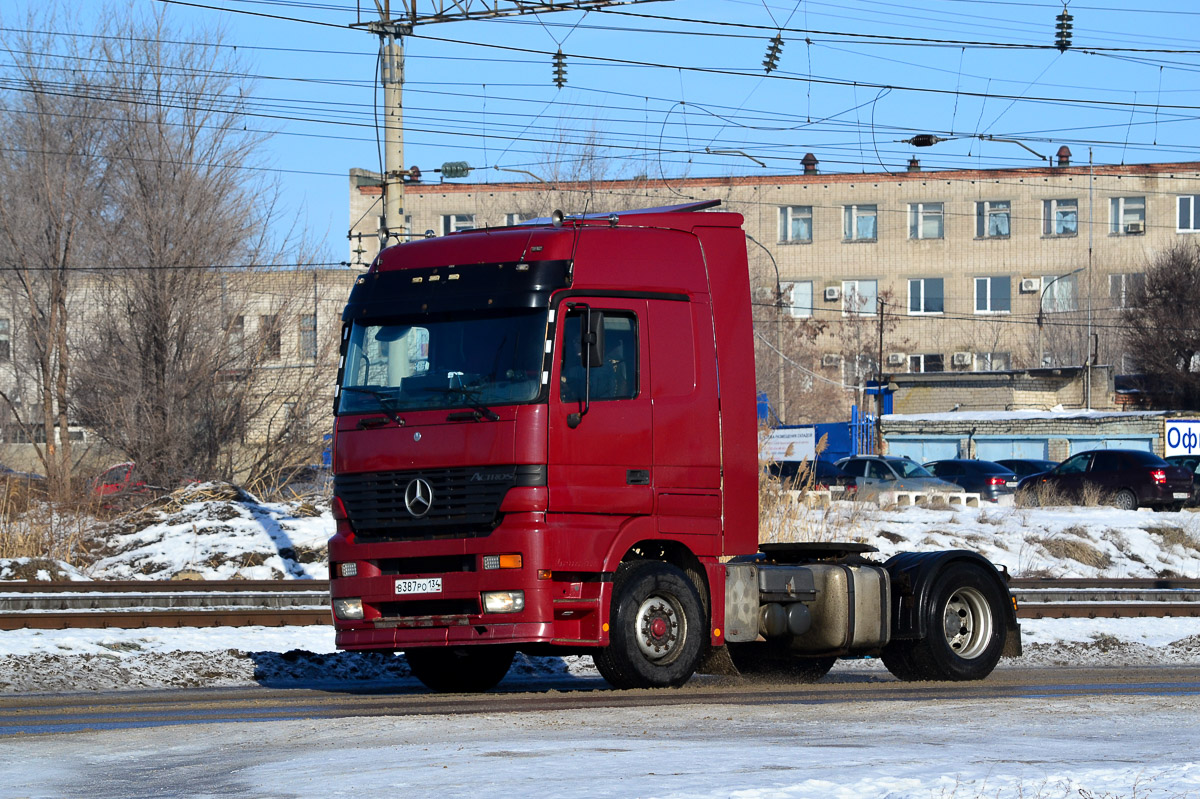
[876,296,884,455]
[351,1,659,250]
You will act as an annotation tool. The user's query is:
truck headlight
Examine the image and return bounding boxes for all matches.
[482,591,525,614]
[333,598,364,620]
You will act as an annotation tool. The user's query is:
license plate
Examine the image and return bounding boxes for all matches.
[396,577,442,595]
[1173,492,1189,499]
[1005,481,1018,488]
[830,486,845,493]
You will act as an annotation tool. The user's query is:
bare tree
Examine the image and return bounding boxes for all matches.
[0,17,113,494]
[66,8,330,488]
[1122,241,1200,409]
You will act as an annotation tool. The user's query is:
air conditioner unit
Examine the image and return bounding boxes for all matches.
[823,286,841,302]
[951,352,973,367]
[1125,221,1144,234]
[821,354,842,367]
[886,352,907,366]
[1019,278,1041,293]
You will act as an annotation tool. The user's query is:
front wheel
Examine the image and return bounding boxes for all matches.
[404,646,515,693]
[881,561,1007,682]
[594,561,705,689]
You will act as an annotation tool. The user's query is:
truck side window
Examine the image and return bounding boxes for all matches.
[561,310,638,402]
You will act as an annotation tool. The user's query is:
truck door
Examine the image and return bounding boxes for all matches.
[548,299,653,515]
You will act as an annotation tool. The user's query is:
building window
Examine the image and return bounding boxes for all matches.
[908,202,944,240]
[0,318,9,361]
[1110,197,1145,235]
[228,315,244,349]
[441,213,475,235]
[1043,199,1078,236]
[784,281,813,318]
[908,278,944,315]
[1110,273,1146,309]
[505,212,533,226]
[843,204,877,241]
[260,315,281,359]
[1178,195,1200,232]
[1042,273,1079,312]
[975,352,1011,371]
[300,314,317,360]
[974,276,1011,313]
[842,279,878,315]
[908,353,944,373]
[779,205,813,243]
[976,200,1011,238]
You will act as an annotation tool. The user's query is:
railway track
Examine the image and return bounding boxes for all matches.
[1,578,1198,629]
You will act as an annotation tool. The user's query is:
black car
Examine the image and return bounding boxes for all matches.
[770,459,857,498]
[1023,449,1191,510]
[995,458,1060,480]
[1164,455,1200,506]
[922,459,1019,503]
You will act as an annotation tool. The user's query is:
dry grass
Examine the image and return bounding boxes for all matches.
[758,432,871,545]
[1016,480,1070,508]
[1080,481,1115,507]
[1146,523,1200,554]
[1030,534,1113,569]
[0,482,100,566]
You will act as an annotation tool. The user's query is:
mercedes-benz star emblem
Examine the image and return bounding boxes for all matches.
[404,478,433,518]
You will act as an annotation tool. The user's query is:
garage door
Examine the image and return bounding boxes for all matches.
[1067,438,1153,455]
[887,439,960,462]
[975,439,1049,461]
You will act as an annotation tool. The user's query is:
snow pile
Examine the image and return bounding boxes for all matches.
[83,482,330,581]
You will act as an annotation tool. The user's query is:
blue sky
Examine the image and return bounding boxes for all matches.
[7,0,1200,262]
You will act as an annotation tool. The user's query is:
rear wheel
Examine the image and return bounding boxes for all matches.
[404,646,515,693]
[594,561,705,689]
[1113,488,1138,510]
[882,561,1007,682]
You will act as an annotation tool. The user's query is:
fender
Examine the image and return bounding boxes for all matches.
[884,550,1021,655]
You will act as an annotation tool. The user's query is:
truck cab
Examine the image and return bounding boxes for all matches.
[328,202,1019,692]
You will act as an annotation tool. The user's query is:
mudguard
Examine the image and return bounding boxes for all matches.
[884,550,1022,656]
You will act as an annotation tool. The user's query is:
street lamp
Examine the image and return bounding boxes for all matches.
[1038,267,1086,367]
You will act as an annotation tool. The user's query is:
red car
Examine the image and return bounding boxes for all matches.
[91,462,147,497]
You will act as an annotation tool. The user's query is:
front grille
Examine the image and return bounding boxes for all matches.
[335,465,543,541]
[378,555,476,575]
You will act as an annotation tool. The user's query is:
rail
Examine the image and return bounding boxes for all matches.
[0,578,1198,629]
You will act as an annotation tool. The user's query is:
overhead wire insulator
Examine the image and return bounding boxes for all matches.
[1055,6,1073,52]
[552,47,567,88]
[762,33,784,74]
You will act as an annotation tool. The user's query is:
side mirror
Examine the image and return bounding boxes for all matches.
[581,310,605,368]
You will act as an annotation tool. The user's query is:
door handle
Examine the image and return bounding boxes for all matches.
[626,469,650,486]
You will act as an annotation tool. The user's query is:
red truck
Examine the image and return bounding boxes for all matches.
[328,201,1020,691]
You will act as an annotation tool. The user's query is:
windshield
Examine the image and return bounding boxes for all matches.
[895,460,936,479]
[338,309,547,415]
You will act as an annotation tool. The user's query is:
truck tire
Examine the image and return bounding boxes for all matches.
[404,646,515,693]
[881,561,1007,682]
[728,641,836,683]
[594,561,705,689]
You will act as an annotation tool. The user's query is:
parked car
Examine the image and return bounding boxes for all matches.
[1164,455,1200,506]
[769,459,857,498]
[0,463,45,490]
[1022,449,1191,510]
[995,458,1060,480]
[91,461,148,498]
[835,455,962,497]
[922,459,1018,503]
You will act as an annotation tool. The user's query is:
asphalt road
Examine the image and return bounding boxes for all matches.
[4,665,1199,737]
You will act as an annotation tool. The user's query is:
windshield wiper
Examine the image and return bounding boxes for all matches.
[340,386,406,426]
[421,386,501,421]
